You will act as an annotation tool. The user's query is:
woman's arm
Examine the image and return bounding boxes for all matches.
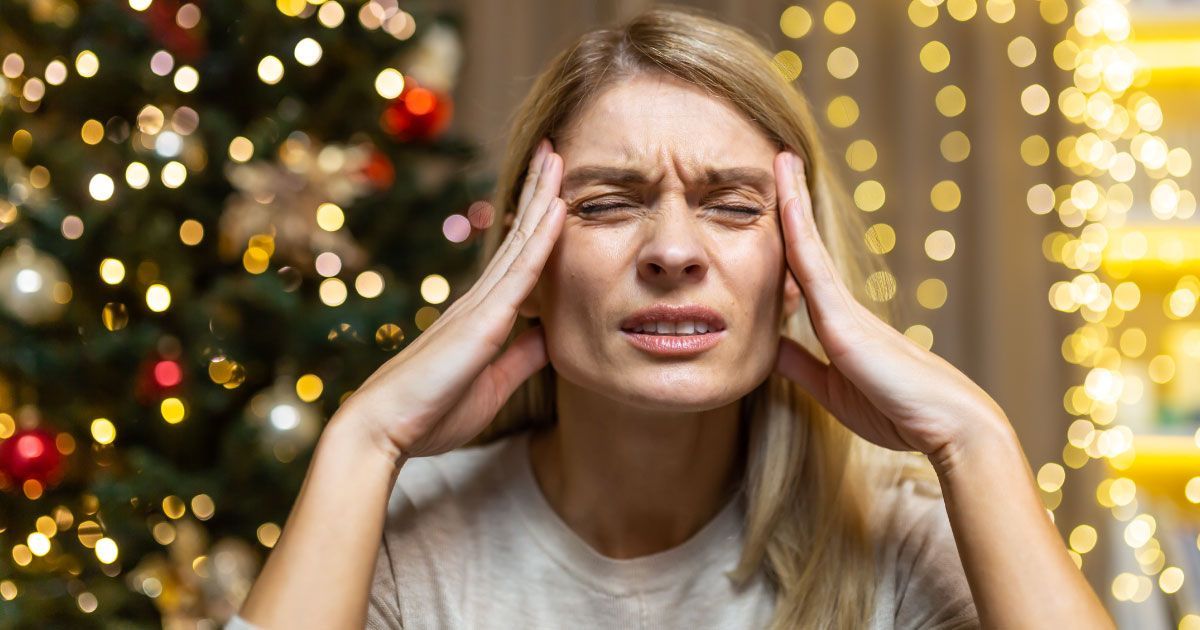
[770,149,1114,628]
[234,138,566,628]
[931,413,1112,628]
[236,416,405,629]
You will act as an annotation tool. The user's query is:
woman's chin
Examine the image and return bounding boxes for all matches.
[612,379,745,413]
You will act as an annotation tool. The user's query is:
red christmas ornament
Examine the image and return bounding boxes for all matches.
[363,149,395,190]
[0,428,63,485]
[135,353,186,405]
[380,81,454,142]
[125,0,206,62]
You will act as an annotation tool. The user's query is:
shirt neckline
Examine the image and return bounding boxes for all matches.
[500,430,746,596]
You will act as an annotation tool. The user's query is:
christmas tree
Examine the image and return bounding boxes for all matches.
[0,0,491,625]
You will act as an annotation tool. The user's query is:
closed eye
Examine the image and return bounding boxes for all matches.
[576,202,764,216]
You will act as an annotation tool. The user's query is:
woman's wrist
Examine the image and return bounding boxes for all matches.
[323,407,409,480]
[926,406,1020,482]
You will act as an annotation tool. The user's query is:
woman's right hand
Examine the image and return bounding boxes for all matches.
[333,138,566,463]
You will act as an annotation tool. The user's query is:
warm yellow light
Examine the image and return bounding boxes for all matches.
[826,95,859,128]
[931,180,961,212]
[845,139,877,171]
[375,68,405,99]
[258,55,284,84]
[935,85,965,117]
[75,51,99,77]
[355,270,385,298]
[316,202,344,231]
[296,374,323,402]
[319,278,347,306]
[318,1,345,27]
[925,230,955,262]
[823,1,855,34]
[1021,84,1050,115]
[161,397,186,423]
[146,284,171,312]
[89,174,114,201]
[917,278,948,309]
[773,51,802,82]
[1037,463,1066,492]
[827,47,859,79]
[180,219,204,246]
[229,136,254,162]
[903,324,934,350]
[27,533,51,557]
[420,274,450,304]
[161,161,187,188]
[779,6,812,38]
[1007,36,1036,67]
[90,418,116,445]
[81,119,104,145]
[864,223,895,255]
[174,65,199,92]
[295,37,322,66]
[99,258,125,285]
[125,162,150,189]
[853,180,885,212]
[95,537,118,563]
[920,41,951,73]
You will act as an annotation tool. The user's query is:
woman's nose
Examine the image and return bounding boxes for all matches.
[634,206,709,286]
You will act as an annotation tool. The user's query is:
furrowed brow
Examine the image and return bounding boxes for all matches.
[562,166,650,191]
[562,165,773,194]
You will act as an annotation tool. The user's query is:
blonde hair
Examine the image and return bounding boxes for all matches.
[467,5,925,627]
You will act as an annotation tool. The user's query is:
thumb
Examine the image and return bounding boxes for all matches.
[775,335,831,408]
[477,325,549,413]
[465,324,549,417]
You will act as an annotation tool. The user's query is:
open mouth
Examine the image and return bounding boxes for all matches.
[617,304,728,356]
[620,320,726,335]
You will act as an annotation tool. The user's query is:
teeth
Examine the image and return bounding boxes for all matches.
[632,320,715,335]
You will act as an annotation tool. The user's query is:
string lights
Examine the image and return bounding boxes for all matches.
[777,0,1199,623]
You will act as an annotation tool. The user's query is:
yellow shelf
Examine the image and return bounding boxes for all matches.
[1102,226,1200,289]
[1109,435,1200,512]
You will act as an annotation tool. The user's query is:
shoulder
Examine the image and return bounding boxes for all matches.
[367,434,524,627]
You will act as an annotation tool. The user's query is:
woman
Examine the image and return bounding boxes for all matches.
[232,6,1113,629]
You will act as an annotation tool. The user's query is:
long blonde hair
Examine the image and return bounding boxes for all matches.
[468,5,923,627]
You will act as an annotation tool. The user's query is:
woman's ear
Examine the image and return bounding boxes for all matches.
[518,286,541,319]
[782,270,802,318]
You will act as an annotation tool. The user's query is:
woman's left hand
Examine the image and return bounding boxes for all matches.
[771,150,1008,463]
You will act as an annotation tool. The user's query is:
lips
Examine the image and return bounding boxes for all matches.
[619,303,727,357]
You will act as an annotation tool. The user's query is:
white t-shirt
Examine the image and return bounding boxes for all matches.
[228,430,978,629]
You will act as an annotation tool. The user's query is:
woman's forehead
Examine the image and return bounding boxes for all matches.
[559,76,775,164]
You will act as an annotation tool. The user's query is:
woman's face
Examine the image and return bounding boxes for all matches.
[524,72,802,412]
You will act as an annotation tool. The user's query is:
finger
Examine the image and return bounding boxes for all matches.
[477,152,564,300]
[775,335,831,408]
[471,147,556,297]
[480,139,550,274]
[487,194,566,315]
[516,138,551,220]
[775,152,863,334]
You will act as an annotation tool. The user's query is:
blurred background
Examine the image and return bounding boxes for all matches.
[0,0,1197,627]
